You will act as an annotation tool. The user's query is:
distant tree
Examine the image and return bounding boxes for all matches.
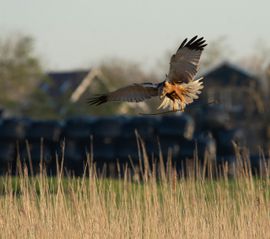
[240,39,270,75]
[239,40,270,112]
[0,34,42,112]
[99,59,158,88]
[200,36,232,71]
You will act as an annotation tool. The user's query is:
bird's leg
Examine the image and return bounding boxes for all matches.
[173,100,184,112]
[173,100,177,112]
[180,103,184,112]
[178,95,185,112]
[175,86,186,100]
[174,85,187,112]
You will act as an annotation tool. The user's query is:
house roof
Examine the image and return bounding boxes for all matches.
[40,68,108,102]
[70,68,107,102]
[203,62,259,88]
[40,70,89,98]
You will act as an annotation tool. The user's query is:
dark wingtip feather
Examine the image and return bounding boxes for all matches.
[87,94,108,106]
[187,35,198,45]
[178,36,207,51]
[178,38,188,50]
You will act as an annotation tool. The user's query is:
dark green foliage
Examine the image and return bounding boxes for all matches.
[0,34,43,110]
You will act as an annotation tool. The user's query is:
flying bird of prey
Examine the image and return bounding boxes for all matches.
[88,36,207,112]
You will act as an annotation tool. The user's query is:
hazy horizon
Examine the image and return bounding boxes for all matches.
[1,0,269,71]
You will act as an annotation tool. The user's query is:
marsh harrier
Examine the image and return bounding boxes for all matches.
[88,36,207,112]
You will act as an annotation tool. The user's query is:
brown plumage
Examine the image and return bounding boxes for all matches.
[88,36,207,112]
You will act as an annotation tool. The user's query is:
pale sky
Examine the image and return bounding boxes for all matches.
[0,0,269,71]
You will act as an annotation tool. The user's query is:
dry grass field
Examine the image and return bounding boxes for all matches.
[0,156,269,239]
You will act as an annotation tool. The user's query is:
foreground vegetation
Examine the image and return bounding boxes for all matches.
[0,160,269,239]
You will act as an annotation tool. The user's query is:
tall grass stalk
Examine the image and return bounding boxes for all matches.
[0,139,269,238]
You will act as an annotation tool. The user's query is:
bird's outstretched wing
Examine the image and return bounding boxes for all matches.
[87,83,159,105]
[168,36,207,83]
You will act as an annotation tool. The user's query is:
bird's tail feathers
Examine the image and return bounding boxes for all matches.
[181,77,204,104]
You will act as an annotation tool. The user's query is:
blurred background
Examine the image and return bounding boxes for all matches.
[1,0,270,117]
[0,0,269,175]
